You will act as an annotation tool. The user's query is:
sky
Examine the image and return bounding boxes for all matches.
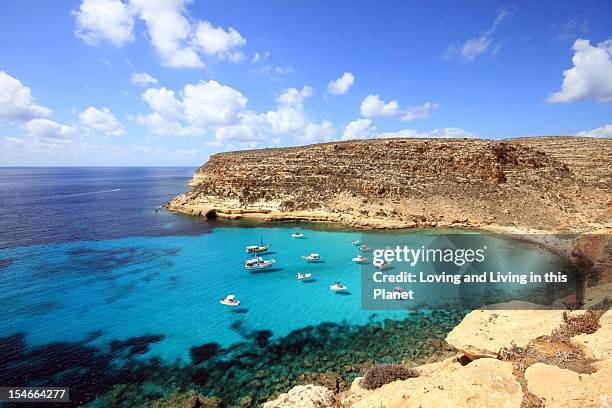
[0,0,610,166]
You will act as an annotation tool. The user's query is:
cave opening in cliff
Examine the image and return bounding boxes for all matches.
[204,209,218,219]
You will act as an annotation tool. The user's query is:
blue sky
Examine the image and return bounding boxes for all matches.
[0,0,610,166]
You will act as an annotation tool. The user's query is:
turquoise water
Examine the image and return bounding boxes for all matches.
[0,168,574,406]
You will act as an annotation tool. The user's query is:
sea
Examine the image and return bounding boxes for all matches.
[0,167,573,407]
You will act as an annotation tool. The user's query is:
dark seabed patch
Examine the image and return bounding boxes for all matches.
[0,310,466,407]
[0,257,15,269]
[15,300,61,317]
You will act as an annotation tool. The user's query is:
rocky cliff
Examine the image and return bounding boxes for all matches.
[168,137,611,233]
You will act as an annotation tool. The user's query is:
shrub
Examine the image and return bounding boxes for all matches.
[360,364,419,390]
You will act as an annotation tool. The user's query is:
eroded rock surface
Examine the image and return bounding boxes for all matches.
[525,361,612,408]
[262,385,334,408]
[445,301,565,359]
[350,358,522,408]
[168,137,612,233]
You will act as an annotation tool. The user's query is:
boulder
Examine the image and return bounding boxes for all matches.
[351,358,522,408]
[525,361,612,408]
[262,385,334,408]
[570,310,612,361]
[445,301,565,358]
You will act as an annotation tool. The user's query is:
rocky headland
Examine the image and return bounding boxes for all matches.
[167,136,611,234]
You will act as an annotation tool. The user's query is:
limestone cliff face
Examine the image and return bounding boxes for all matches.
[168,137,611,232]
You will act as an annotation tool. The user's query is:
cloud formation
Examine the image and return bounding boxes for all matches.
[576,124,612,138]
[79,106,126,136]
[547,39,612,103]
[327,72,355,95]
[0,71,51,121]
[360,95,400,117]
[444,7,512,62]
[73,0,247,68]
[130,72,158,87]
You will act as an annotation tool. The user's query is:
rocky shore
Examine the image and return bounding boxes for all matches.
[167,137,610,235]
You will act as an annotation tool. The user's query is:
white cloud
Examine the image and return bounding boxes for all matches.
[327,72,355,95]
[252,51,270,63]
[130,72,158,87]
[193,21,246,62]
[376,127,478,139]
[0,71,51,121]
[303,120,335,143]
[214,111,267,144]
[79,106,126,136]
[137,112,204,137]
[342,118,376,140]
[73,0,248,69]
[142,87,184,120]
[576,124,612,138]
[360,95,399,117]
[444,7,512,62]
[266,86,313,134]
[183,80,248,126]
[24,119,78,140]
[72,0,134,46]
[547,39,612,103]
[401,102,440,121]
[130,0,202,68]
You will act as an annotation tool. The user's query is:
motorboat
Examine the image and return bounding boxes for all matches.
[220,294,240,306]
[352,255,369,264]
[302,253,321,262]
[329,281,348,291]
[244,257,276,270]
[291,232,305,238]
[359,245,371,252]
[351,240,362,246]
[376,261,391,270]
[296,273,312,280]
[245,236,271,253]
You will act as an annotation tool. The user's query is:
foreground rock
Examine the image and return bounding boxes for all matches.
[571,310,612,361]
[445,301,565,359]
[262,385,334,408]
[525,361,612,407]
[349,358,522,408]
[168,137,611,233]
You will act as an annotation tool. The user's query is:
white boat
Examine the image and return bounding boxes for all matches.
[291,232,305,238]
[245,244,270,254]
[352,255,369,264]
[329,281,348,291]
[296,273,312,280]
[359,245,371,252]
[220,294,240,306]
[302,253,321,262]
[244,257,276,270]
[376,261,391,270]
[245,236,271,253]
[352,240,362,246]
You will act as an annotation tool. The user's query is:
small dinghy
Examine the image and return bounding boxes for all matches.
[302,253,321,262]
[291,232,305,238]
[329,281,348,291]
[352,255,369,264]
[296,273,312,280]
[220,294,240,306]
[376,261,391,270]
[244,257,276,270]
[359,245,371,252]
[351,240,362,246]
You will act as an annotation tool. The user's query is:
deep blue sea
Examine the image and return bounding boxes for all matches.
[0,167,572,407]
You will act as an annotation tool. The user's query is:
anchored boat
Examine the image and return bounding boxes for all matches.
[352,255,369,264]
[291,232,305,238]
[220,294,240,306]
[244,256,276,270]
[329,281,348,291]
[296,273,312,280]
[245,236,271,254]
[302,253,321,262]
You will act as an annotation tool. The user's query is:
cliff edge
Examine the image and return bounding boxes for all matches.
[168,137,611,233]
